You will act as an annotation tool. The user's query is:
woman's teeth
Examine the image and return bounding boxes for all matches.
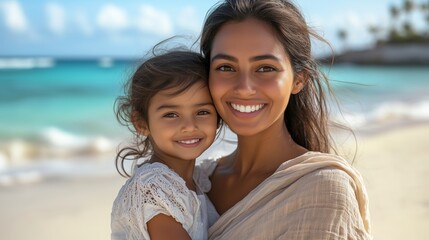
[231,103,264,113]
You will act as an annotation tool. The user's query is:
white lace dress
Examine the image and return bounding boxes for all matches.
[111,161,219,240]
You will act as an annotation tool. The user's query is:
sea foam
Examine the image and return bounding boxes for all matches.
[0,57,55,69]
[335,99,429,130]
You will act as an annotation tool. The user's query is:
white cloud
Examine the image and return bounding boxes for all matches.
[97,4,128,32]
[75,11,93,36]
[177,6,201,33]
[0,0,28,33]
[45,3,66,35]
[136,5,172,36]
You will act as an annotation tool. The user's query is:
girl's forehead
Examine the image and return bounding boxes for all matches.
[155,81,209,97]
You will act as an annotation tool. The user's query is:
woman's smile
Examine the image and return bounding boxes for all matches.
[230,103,266,113]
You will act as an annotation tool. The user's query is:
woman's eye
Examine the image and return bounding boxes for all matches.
[163,113,178,118]
[216,65,234,72]
[256,66,276,72]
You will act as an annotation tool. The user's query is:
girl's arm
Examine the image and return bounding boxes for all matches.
[147,214,191,240]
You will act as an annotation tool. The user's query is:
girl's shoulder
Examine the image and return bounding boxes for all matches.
[196,158,219,175]
[194,156,225,193]
[127,162,188,193]
[113,162,197,213]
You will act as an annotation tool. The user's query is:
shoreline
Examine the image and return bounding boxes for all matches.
[320,43,429,65]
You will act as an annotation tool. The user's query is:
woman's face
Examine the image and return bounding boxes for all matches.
[209,18,302,136]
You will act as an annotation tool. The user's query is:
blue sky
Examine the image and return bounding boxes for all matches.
[0,0,426,58]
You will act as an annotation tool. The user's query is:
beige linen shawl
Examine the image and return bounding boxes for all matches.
[206,151,372,240]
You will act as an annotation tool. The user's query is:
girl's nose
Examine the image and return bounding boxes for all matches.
[181,116,197,132]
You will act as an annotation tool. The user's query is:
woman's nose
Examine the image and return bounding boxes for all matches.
[233,72,256,96]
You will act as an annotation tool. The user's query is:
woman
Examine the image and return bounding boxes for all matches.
[199,0,372,239]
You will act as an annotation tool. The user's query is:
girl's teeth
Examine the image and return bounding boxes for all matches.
[231,103,264,113]
[178,139,200,144]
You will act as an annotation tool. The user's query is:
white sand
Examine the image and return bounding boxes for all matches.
[1,124,428,240]
[351,124,429,240]
[0,176,125,240]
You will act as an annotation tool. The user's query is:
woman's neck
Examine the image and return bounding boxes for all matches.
[232,121,307,177]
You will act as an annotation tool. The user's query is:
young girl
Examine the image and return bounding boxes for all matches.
[111,49,220,240]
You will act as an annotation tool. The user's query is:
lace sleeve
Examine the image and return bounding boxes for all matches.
[114,164,198,238]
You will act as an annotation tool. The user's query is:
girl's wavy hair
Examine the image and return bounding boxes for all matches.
[114,44,213,177]
[201,0,351,154]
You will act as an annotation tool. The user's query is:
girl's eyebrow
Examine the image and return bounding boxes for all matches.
[211,53,280,62]
[156,102,214,111]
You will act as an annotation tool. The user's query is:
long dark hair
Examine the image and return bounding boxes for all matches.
[201,0,344,153]
[114,45,210,177]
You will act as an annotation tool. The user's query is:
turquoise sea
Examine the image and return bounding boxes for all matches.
[0,57,428,184]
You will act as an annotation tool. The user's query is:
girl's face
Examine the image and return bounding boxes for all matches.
[143,82,218,162]
[209,18,303,136]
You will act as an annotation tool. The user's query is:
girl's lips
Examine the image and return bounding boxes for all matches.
[177,138,201,144]
[175,138,203,148]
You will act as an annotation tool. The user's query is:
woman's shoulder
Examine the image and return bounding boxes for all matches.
[280,151,355,173]
[300,166,356,193]
[277,151,365,200]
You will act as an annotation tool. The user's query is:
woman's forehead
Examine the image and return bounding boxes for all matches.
[211,18,289,61]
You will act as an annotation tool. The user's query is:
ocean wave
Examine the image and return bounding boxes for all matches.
[335,99,429,130]
[0,127,120,186]
[0,57,55,69]
[0,127,118,168]
[0,156,116,186]
[98,57,114,68]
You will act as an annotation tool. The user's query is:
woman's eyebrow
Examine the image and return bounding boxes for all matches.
[249,54,280,62]
[211,53,237,62]
[211,53,280,62]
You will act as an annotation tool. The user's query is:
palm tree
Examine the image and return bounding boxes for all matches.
[402,0,415,38]
[425,1,429,37]
[389,5,401,33]
[402,21,415,37]
[368,25,382,45]
[403,0,415,16]
[337,29,348,52]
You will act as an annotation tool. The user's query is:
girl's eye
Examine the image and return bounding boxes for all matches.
[256,66,276,72]
[197,110,211,116]
[163,113,178,118]
[216,65,235,72]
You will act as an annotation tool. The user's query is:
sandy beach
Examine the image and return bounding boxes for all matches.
[1,123,428,240]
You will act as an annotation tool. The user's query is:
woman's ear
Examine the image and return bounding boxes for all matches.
[131,112,150,136]
[291,72,308,94]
